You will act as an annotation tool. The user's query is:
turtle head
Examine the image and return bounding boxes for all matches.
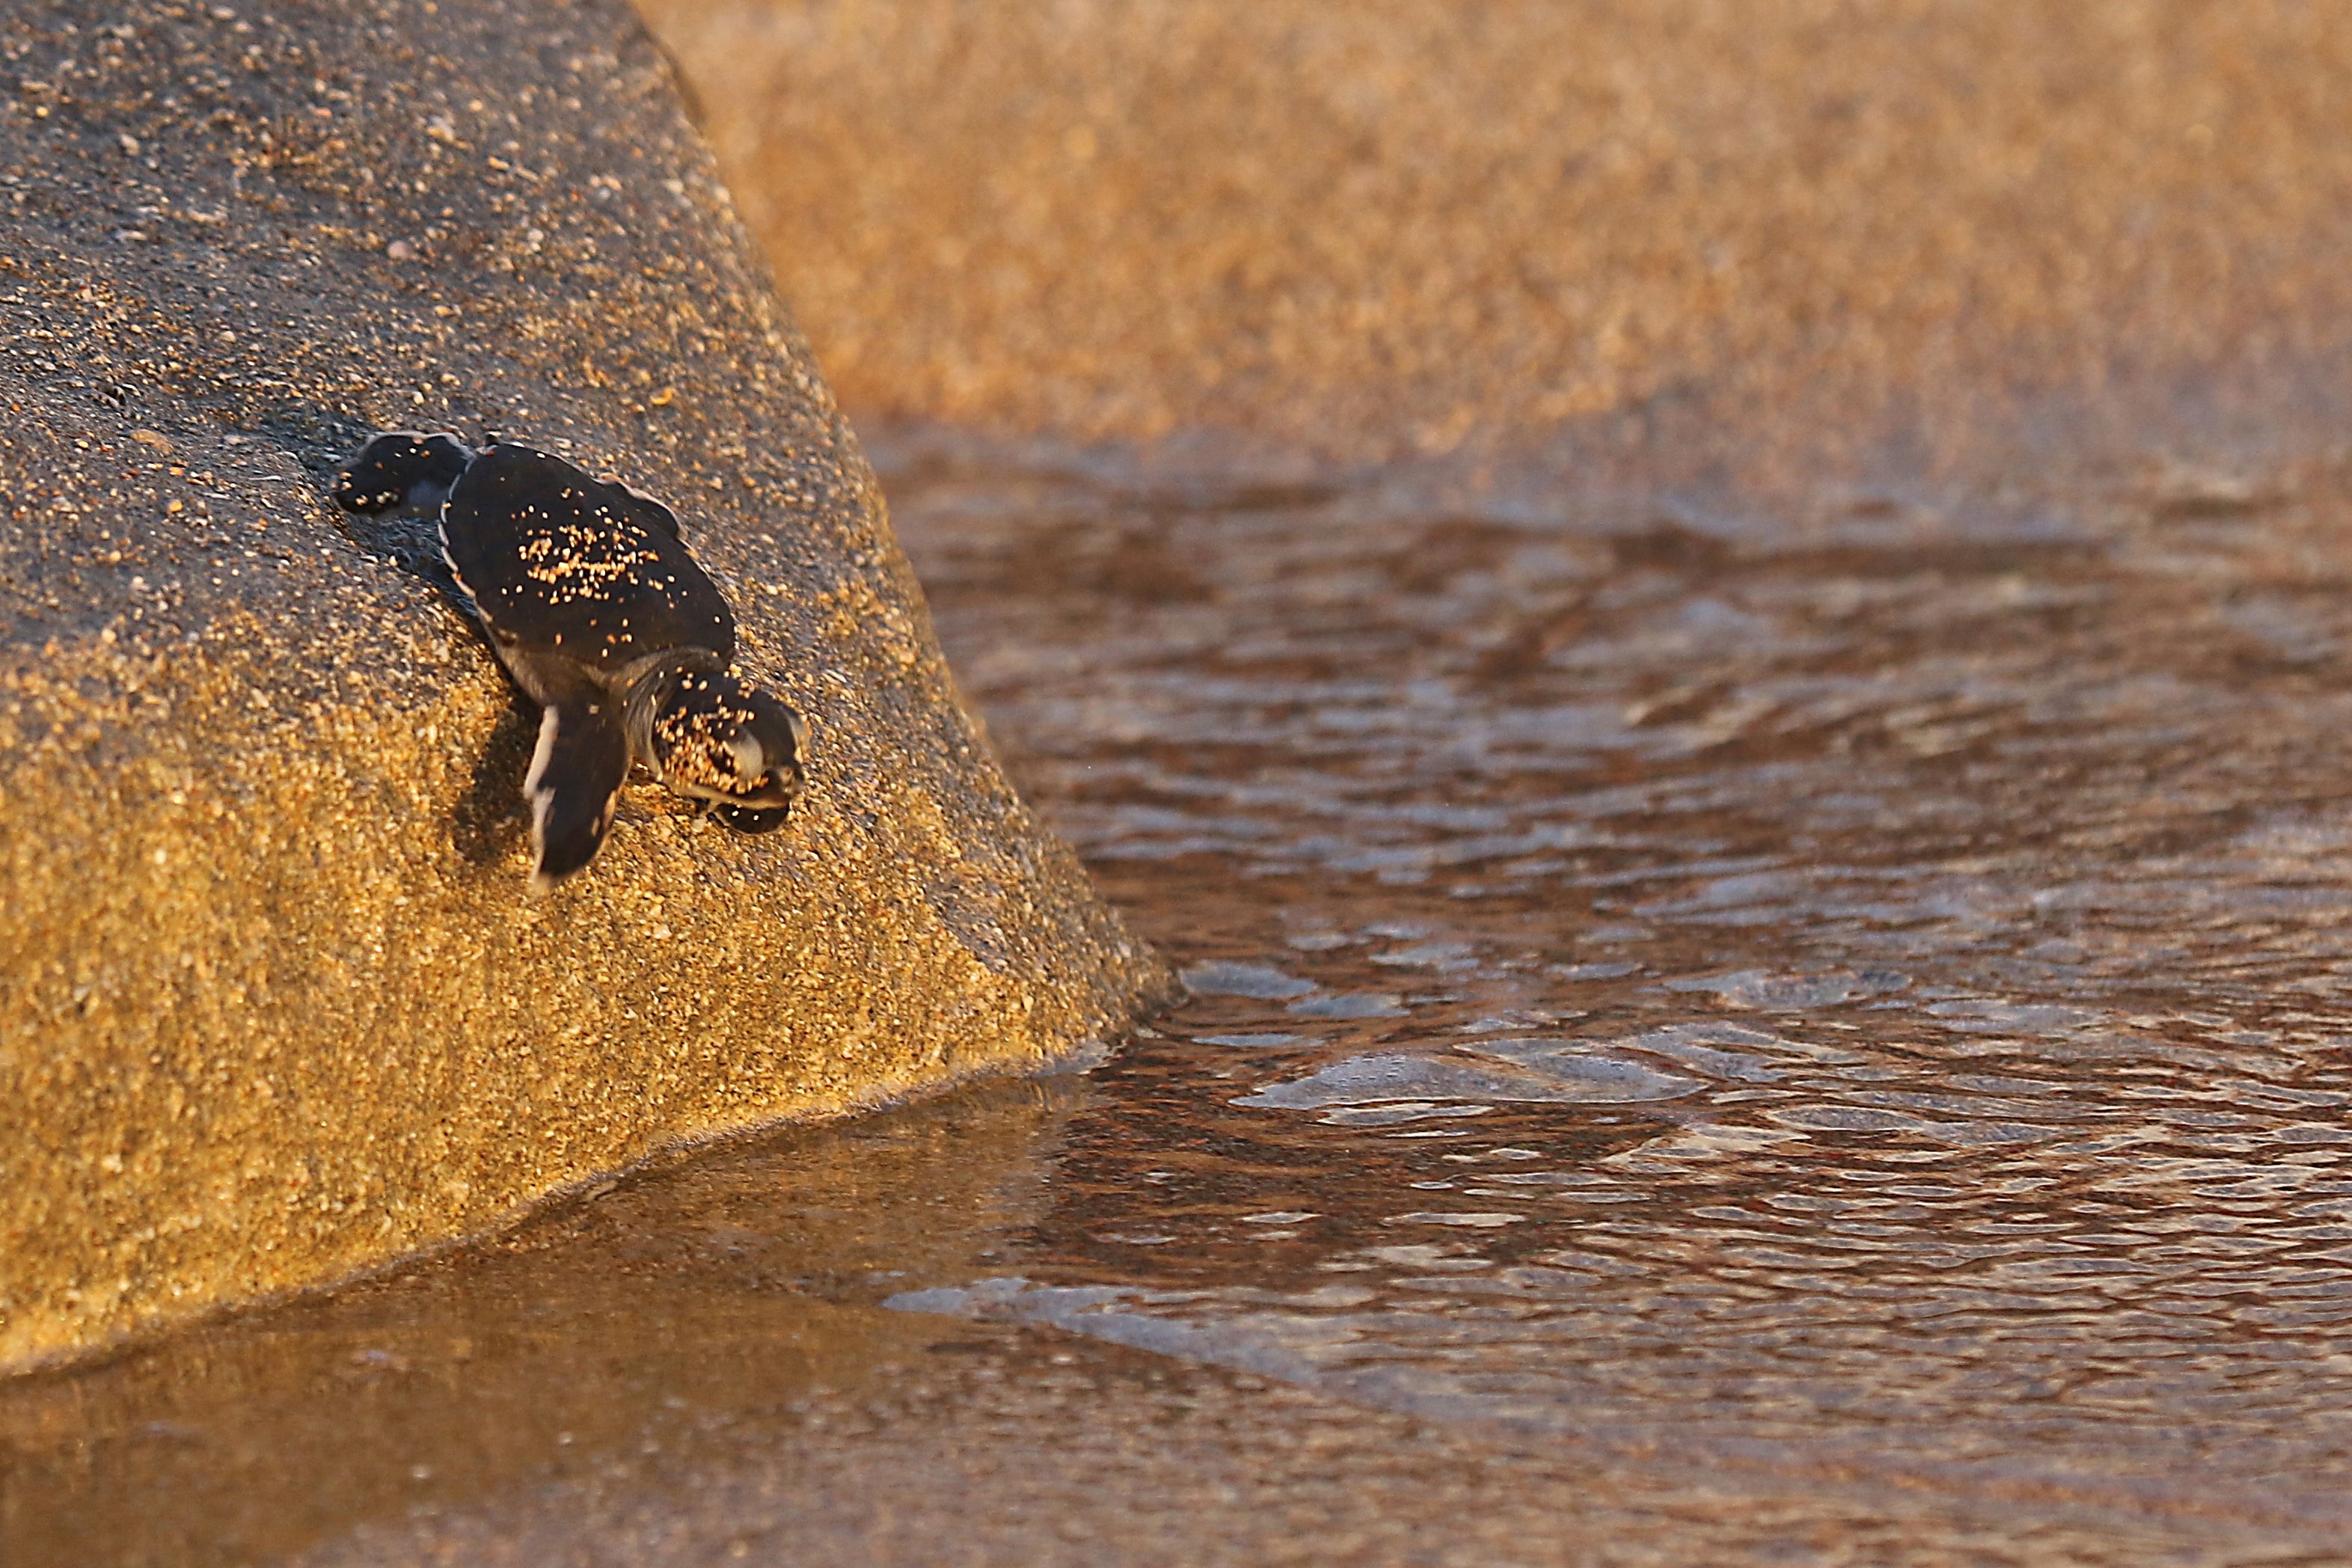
[647,668,809,831]
[333,431,476,517]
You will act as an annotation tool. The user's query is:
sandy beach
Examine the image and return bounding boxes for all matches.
[645,0,2352,474]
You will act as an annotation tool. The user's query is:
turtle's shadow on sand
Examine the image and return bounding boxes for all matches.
[451,693,538,869]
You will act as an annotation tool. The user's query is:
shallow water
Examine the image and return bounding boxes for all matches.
[868,423,2352,1552]
[11,426,2352,1563]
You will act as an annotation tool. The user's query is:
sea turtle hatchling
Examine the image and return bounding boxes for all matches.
[334,432,809,890]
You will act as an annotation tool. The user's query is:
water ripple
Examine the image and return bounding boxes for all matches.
[878,432,2352,1551]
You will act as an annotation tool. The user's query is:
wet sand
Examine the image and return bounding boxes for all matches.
[9,1082,2321,1565]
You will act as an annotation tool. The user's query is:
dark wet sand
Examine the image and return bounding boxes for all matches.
[7,1082,2315,1567]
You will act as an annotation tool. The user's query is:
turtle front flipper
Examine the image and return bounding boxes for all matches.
[524,693,631,892]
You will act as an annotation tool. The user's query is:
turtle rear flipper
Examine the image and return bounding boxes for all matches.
[524,693,631,892]
[334,431,476,517]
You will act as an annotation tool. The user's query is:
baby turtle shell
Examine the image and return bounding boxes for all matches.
[440,442,734,672]
[333,434,808,890]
